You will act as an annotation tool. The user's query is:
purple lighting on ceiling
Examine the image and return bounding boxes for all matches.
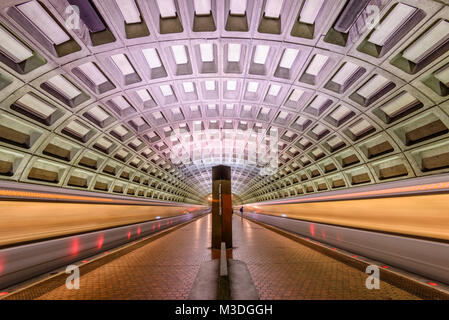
[67,0,106,33]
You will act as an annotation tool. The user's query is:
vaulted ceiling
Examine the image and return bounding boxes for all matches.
[0,0,448,204]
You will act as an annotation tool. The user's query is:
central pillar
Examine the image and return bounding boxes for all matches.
[211,165,232,250]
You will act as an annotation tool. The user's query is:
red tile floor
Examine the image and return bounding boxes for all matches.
[9,215,419,300]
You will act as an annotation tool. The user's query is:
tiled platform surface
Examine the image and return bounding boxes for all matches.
[36,216,213,300]
[8,215,420,300]
[232,217,419,300]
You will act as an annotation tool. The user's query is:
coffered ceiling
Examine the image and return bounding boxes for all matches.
[0,0,448,204]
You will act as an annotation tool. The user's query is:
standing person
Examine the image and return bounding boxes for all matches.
[239,206,244,221]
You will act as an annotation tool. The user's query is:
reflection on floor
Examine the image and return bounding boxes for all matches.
[13,215,419,300]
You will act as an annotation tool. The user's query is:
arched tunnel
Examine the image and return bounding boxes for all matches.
[0,0,448,311]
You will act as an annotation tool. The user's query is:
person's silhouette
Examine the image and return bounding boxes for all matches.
[239,206,243,221]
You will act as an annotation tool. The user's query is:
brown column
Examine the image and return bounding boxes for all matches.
[211,165,232,249]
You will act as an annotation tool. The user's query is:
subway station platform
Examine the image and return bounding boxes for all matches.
[1,0,449,312]
[2,214,424,300]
